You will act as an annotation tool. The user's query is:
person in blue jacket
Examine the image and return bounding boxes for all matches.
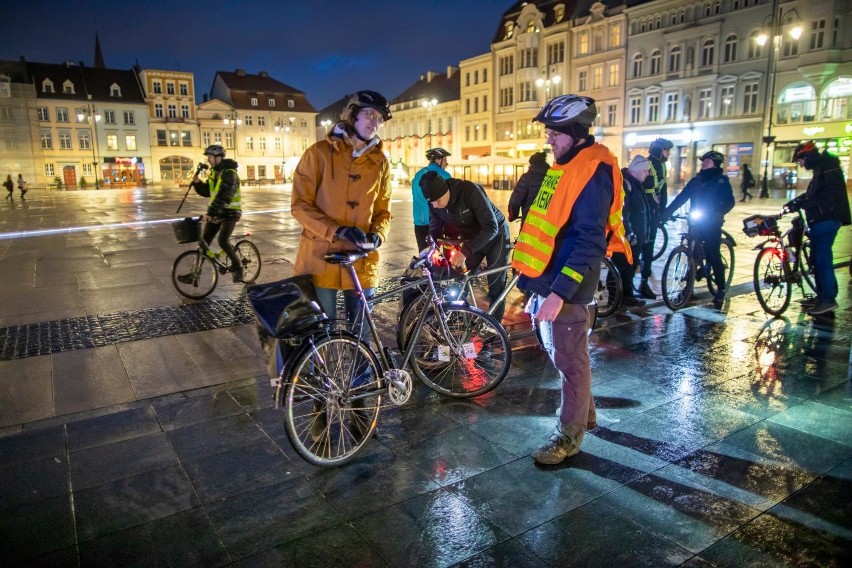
[662,150,735,308]
[411,148,451,251]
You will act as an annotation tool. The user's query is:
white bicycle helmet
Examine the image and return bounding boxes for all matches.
[533,95,597,137]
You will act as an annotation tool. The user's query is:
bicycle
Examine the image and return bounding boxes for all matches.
[249,242,511,466]
[661,212,736,311]
[171,217,261,299]
[651,222,669,261]
[744,209,815,316]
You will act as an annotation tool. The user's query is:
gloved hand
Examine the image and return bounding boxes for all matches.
[365,232,382,249]
[336,226,368,246]
[626,232,638,246]
[783,197,803,213]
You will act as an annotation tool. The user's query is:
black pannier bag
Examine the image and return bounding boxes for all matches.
[247,275,328,385]
[172,217,201,243]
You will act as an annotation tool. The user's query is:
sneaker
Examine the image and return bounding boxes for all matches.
[176,273,195,285]
[622,296,645,307]
[807,300,838,316]
[531,433,579,465]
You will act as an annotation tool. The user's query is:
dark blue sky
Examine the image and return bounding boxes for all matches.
[3,0,511,110]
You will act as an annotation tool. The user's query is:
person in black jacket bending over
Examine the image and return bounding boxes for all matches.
[662,150,735,308]
[784,141,851,316]
[614,155,653,307]
[420,171,511,322]
[508,151,550,223]
[187,144,243,282]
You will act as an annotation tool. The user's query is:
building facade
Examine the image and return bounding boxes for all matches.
[0,60,38,185]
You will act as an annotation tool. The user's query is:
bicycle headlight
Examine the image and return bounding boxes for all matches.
[689,209,704,221]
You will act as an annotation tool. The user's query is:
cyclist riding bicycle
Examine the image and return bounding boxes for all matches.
[662,150,735,308]
[185,144,244,283]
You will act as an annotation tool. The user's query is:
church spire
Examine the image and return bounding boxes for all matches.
[94,33,105,68]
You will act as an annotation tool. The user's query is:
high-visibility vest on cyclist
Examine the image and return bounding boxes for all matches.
[512,143,631,278]
[207,167,242,212]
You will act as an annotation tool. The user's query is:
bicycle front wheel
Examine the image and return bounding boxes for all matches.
[754,247,791,316]
[409,303,510,398]
[172,250,218,299]
[652,225,669,260]
[283,333,382,467]
[662,246,695,311]
[596,257,622,318]
[707,237,736,297]
[234,240,262,283]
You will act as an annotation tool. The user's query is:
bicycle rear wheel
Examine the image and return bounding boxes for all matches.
[234,240,262,283]
[409,303,510,398]
[799,240,815,292]
[283,332,382,467]
[707,237,735,297]
[754,247,791,316]
[652,225,669,260]
[596,257,622,318]
[662,246,695,310]
[172,250,218,299]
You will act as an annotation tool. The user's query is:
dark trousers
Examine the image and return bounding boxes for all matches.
[612,247,639,298]
[809,219,841,301]
[203,217,239,273]
[701,231,725,293]
[466,230,511,322]
[414,225,430,252]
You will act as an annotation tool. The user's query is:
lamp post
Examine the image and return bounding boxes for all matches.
[223,111,241,159]
[755,0,802,197]
[320,119,332,136]
[77,101,101,189]
[536,66,562,102]
[422,98,437,148]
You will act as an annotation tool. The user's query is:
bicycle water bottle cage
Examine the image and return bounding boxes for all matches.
[324,252,367,265]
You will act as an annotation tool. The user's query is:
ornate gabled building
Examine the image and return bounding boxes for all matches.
[384,68,461,184]
[0,59,38,185]
[207,69,317,183]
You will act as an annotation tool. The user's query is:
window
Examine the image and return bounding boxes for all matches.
[632,53,643,78]
[125,135,137,151]
[40,131,52,149]
[153,81,162,94]
[610,23,621,47]
[578,32,589,54]
[669,45,681,72]
[650,50,662,75]
[44,163,54,176]
[547,42,565,64]
[104,110,116,124]
[268,98,276,107]
[483,96,488,112]
[0,107,11,121]
[500,87,514,107]
[607,103,617,126]
[810,19,825,50]
[225,132,233,148]
[782,36,799,57]
[181,131,191,147]
[166,82,175,95]
[179,83,188,96]
[257,116,266,126]
[743,82,759,113]
[246,136,254,150]
[167,104,177,119]
[609,63,619,87]
[465,125,470,142]
[42,79,54,93]
[483,69,488,82]
[482,124,488,139]
[203,131,211,146]
[474,70,479,84]
[500,56,514,75]
[749,31,764,58]
[79,130,91,149]
[724,34,738,62]
[181,105,190,119]
[123,111,134,125]
[474,98,479,113]
[647,94,660,122]
[518,82,535,103]
[630,97,641,124]
[833,17,841,48]
[59,131,72,149]
[288,99,294,108]
[578,70,587,91]
[665,92,679,120]
[274,137,281,151]
[251,97,258,106]
[154,103,164,118]
[82,163,93,176]
[702,39,715,66]
[156,130,167,146]
[592,67,602,90]
[37,107,49,121]
[698,88,713,118]
[56,108,69,122]
[720,84,734,116]
[110,85,121,97]
[244,115,253,125]
[106,134,118,150]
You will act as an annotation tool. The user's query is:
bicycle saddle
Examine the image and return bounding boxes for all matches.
[324,252,367,265]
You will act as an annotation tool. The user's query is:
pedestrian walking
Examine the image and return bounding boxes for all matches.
[613,155,653,307]
[410,147,451,251]
[3,175,13,199]
[638,138,673,299]
[784,141,851,316]
[508,151,550,223]
[739,163,755,202]
[512,94,630,465]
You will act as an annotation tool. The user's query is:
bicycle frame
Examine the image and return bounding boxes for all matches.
[751,211,812,289]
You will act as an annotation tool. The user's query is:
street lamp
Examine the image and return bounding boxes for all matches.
[536,67,562,101]
[223,111,241,159]
[422,98,437,148]
[755,0,802,197]
[320,119,332,135]
[77,101,101,189]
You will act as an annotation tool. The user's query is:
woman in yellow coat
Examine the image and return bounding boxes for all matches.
[291,90,393,327]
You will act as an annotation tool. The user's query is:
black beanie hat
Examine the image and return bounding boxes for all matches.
[419,171,449,201]
[529,151,548,167]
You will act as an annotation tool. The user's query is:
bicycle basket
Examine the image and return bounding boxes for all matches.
[742,214,778,237]
[246,275,328,338]
[172,217,201,243]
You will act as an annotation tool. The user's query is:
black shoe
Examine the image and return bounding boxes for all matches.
[638,281,655,299]
[232,271,244,283]
[176,273,195,285]
[622,296,645,307]
[712,290,725,309]
[807,300,838,316]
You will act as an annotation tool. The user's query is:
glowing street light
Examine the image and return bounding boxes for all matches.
[422,98,438,148]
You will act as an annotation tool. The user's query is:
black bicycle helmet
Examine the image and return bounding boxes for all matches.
[649,138,674,154]
[791,140,818,162]
[533,95,597,138]
[425,147,451,161]
[349,90,392,121]
[700,150,725,166]
[203,144,225,157]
